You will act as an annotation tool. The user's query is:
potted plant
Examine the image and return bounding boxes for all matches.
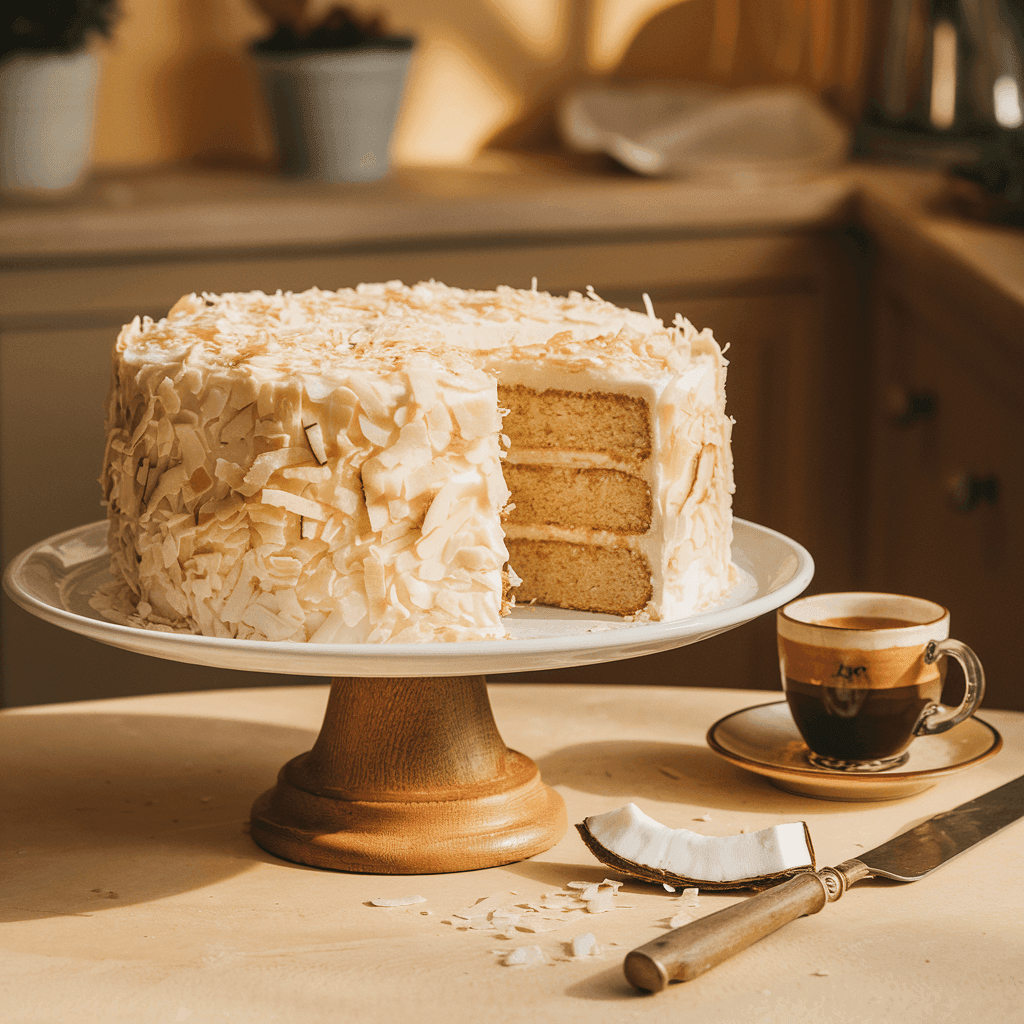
[251,3,414,183]
[0,1,119,196]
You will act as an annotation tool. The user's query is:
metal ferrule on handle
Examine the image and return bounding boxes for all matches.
[623,861,871,992]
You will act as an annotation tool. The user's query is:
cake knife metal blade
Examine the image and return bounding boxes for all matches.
[624,773,1024,992]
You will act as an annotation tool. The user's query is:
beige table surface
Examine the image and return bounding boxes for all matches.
[2,683,1022,1023]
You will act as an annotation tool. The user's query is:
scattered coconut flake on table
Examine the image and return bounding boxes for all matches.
[665,887,700,925]
[570,933,598,957]
[576,803,815,889]
[517,912,588,933]
[503,945,545,967]
[451,892,517,919]
[445,881,631,936]
[369,895,427,907]
[586,890,615,914]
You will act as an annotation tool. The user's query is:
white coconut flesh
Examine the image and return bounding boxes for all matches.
[578,803,815,888]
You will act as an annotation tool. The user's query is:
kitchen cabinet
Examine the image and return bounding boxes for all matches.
[0,193,864,705]
[583,266,866,697]
[15,163,1023,710]
[867,259,1024,712]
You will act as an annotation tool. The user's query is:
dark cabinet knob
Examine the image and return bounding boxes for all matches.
[947,472,999,513]
[889,387,937,427]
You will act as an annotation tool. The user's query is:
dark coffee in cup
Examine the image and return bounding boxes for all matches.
[777,593,985,772]
[782,678,941,762]
[784,612,937,761]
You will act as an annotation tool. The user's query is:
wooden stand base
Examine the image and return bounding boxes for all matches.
[250,675,567,873]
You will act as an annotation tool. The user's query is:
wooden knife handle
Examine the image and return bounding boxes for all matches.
[624,872,830,992]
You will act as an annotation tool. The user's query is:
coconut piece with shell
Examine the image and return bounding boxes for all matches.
[576,803,815,891]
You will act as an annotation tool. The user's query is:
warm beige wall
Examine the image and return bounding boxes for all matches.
[94,0,272,168]
[92,0,871,170]
[92,0,659,168]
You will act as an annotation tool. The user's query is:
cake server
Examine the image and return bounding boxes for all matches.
[624,773,1024,992]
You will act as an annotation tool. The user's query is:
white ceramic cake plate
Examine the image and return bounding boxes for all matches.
[3,517,813,677]
[4,517,813,876]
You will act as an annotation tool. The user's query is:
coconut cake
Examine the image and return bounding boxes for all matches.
[96,280,736,642]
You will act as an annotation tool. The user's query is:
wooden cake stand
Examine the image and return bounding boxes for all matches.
[3,519,813,874]
[248,673,566,873]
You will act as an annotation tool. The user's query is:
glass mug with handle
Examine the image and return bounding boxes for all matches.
[777,592,985,772]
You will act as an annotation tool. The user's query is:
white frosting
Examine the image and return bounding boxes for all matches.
[97,281,734,641]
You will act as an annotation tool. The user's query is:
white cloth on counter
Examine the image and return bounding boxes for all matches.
[559,84,849,183]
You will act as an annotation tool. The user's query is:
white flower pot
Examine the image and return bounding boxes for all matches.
[0,49,99,196]
[255,45,413,183]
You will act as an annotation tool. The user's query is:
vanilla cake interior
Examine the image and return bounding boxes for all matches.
[97,281,735,642]
[501,385,657,615]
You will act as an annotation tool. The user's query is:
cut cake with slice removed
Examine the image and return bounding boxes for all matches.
[491,306,735,621]
[96,281,736,641]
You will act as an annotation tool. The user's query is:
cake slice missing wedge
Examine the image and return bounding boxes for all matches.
[488,319,735,621]
[97,281,735,641]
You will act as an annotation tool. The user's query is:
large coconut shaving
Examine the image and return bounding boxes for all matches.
[577,803,815,890]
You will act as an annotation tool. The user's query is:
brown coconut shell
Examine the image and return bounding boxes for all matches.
[575,819,816,892]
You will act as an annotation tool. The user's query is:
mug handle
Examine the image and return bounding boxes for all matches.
[914,638,986,736]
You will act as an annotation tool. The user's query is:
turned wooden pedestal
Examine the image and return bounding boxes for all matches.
[250,676,567,873]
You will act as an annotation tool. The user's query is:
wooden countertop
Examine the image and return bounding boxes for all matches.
[851,166,1024,392]
[3,683,1022,1024]
[3,156,1022,365]
[0,153,858,262]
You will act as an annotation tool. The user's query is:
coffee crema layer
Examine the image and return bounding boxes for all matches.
[814,615,919,630]
[778,636,942,691]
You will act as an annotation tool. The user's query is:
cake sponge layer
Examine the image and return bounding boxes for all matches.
[499,385,652,464]
[503,464,653,535]
[507,538,654,616]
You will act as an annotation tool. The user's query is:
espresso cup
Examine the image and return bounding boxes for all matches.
[777,592,985,772]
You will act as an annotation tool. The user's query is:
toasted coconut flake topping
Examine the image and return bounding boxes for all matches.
[303,421,328,465]
[99,280,732,642]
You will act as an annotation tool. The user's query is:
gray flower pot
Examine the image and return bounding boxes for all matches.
[0,48,99,196]
[255,43,414,183]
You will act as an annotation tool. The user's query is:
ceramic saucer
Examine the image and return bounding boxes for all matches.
[706,701,1002,801]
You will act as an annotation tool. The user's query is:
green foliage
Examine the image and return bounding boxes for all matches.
[254,4,411,53]
[2,1,120,58]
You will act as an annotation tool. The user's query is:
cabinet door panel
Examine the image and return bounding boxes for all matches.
[0,325,319,706]
[1,326,113,562]
[647,291,813,537]
[868,293,1023,710]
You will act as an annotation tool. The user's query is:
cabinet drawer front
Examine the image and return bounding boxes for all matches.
[0,234,819,326]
